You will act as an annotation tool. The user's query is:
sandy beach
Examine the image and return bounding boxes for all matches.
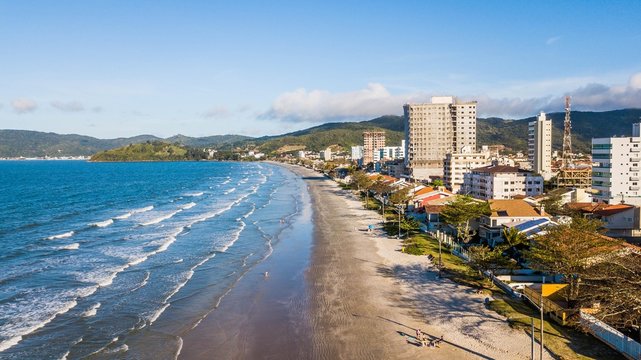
[181,163,551,359]
[291,164,552,360]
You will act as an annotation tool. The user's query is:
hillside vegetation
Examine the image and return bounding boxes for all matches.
[0,130,250,158]
[3,109,640,157]
[90,142,205,162]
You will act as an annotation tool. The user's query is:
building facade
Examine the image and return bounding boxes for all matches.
[592,123,641,205]
[444,146,491,193]
[351,146,363,161]
[462,165,544,200]
[403,96,477,180]
[320,147,332,161]
[373,140,405,162]
[528,112,553,180]
[363,131,386,165]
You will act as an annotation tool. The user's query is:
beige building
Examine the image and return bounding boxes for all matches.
[363,131,386,164]
[528,112,553,180]
[444,146,491,193]
[404,96,477,180]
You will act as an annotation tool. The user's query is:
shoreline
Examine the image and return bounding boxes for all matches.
[179,162,549,359]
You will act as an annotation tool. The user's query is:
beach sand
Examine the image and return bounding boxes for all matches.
[292,164,551,360]
[181,163,551,359]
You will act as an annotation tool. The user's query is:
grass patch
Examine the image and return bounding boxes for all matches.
[488,295,622,360]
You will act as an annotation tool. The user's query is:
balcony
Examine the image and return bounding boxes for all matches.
[631,186,640,191]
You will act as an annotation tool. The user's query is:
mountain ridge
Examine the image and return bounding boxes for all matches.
[2,109,640,157]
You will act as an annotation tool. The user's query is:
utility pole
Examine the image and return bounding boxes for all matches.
[540,276,545,360]
[531,317,535,360]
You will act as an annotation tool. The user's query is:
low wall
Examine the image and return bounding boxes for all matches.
[580,312,641,360]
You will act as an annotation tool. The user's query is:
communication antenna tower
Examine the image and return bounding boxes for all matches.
[562,96,573,169]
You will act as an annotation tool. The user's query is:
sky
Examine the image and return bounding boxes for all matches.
[1,0,641,138]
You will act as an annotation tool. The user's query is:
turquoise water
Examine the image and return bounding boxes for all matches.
[0,161,307,359]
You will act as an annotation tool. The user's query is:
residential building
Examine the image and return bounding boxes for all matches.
[568,203,641,239]
[592,123,641,206]
[528,112,553,180]
[461,164,544,200]
[444,145,491,193]
[479,199,549,245]
[373,140,406,162]
[363,131,386,165]
[320,147,332,161]
[403,96,477,180]
[351,146,363,161]
[297,150,306,159]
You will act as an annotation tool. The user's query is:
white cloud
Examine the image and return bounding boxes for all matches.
[546,36,561,45]
[203,106,230,119]
[51,101,85,112]
[261,72,641,122]
[261,83,425,122]
[11,98,37,114]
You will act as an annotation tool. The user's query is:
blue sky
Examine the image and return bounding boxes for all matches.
[1,0,640,138]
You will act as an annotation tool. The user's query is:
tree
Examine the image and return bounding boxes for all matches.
[350,171,372,192]
[581,252,641,335]
[502,227,527,249]
[388,187,410,207]
[540,193,563,216]
[431,179,444,187]
[440,196,491,243]
[467,245,511,277]
[524,224,620,306]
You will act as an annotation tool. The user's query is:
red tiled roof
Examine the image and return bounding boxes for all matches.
[593,204,635,217]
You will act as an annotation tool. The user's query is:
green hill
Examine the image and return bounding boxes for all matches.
[251,115,404,153]
[2,109,640,157]
[0,130,251,158]
[90,141,206,162]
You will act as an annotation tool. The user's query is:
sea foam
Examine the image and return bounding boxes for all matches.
[46,231,74,240]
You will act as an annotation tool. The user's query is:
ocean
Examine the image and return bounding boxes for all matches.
[0,160,308,359]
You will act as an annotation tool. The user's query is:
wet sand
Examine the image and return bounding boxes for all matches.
[181,164,543,359]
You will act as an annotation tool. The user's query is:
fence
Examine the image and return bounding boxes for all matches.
[430,230,469,261]
[580,312,641,359]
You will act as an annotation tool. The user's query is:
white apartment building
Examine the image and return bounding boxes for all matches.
[528,112,553,180]
[444,146,491,193]
[297,151,306,159]
[373,140,405,162]
[461,164,544,200]
[403,96,477,180]
[363,131,386,164]
[320,147,332,161]
[351,146,363,161]
[592,123,641,206]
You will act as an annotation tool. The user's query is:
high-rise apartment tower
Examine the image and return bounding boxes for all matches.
[528,112,553,180]
[403,96,477,180]
[362,131,386,164]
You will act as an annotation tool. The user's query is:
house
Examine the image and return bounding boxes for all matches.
[503,218,557,239]
[409,186,453,210]
[570,203,641,239]
[479,199,549,246]
[462,165,544,200]
[530,187,594,206]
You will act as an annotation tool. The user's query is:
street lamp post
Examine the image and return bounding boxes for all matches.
[397,205,402,239]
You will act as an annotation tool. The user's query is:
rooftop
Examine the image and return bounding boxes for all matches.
[489,199,544,217]
[472,165,531,174]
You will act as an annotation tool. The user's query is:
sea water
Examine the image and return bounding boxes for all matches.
[0,161,306,359]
